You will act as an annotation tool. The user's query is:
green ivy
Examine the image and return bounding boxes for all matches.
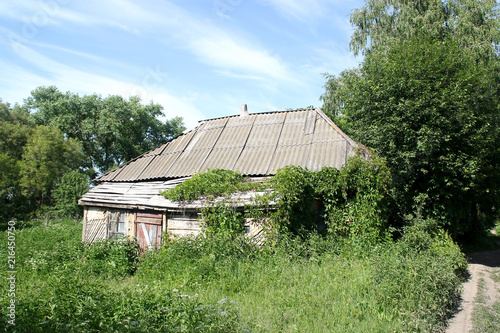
[201,203,245,236]
[259,165,316,234]
[317,155,392,246]
[161,157,392,245]
[160,169,259,202]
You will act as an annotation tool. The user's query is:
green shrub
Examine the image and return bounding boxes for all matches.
[12,274,239,332]
[371,218,467,332]
[136,233,259,285]
[82,237,140,277]
[53,171,90,219]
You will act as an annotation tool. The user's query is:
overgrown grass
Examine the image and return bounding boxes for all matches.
[0,220,237,332]
[0,219,466,332]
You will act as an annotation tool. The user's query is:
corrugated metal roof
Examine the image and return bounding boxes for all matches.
[97,108,365,182]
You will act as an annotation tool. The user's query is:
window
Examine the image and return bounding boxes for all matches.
[117,212,127,233]
[109,209,128,237]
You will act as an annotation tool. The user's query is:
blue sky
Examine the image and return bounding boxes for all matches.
[0,0,364,129]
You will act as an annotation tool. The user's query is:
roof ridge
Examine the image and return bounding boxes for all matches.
[197,108,316,123]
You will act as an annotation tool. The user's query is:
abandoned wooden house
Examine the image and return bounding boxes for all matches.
[78,106,367,249]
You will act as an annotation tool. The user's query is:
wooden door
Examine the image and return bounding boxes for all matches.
[135,211,163,250]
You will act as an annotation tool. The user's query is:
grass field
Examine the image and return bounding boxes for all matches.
[0,219,466,332]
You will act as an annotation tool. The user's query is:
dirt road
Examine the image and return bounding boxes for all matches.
[445,249,500,333]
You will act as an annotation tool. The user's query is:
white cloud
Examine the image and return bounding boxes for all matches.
[0,0,361,126]
[0,43,203,129]
[190,36,292,81]
[2,0,297,85]
[214,70,267,81]
[259,0,329,21]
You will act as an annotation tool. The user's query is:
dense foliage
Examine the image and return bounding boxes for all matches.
[0,87,186,226]
[161,156,391,246]
[322,0,500,240]
[53,171,90,219]
[316,155,391,246]
[0,101,88,225]
[0,220,237,332]
[0,219,466,332]
[349,0,500,58]
[26,86,186,173]
[19,126,85,209]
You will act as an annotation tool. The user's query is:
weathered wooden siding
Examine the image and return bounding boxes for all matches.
[83,206,267,250]
[166,212,202,237]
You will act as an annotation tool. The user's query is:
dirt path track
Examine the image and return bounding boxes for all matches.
[445,249,500,333]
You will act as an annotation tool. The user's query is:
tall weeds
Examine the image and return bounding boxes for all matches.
[0,219,465,332]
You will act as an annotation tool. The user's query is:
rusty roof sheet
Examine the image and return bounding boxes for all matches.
[97,108,364,182]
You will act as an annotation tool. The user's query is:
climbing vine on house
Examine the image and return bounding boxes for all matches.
[160,169,262,236]
[316,155,392,246]
[160,155,391,244]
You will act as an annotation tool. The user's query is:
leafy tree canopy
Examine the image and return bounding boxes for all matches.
[25,86,186,173]
[18,125,85,207]
[323,37,500,240]
[350,0,500,59]
[321,0,500,240]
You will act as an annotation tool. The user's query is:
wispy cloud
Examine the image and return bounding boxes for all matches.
[190,36,292,81]
[1,0,363,125]
[3,0,297,84]
[0,42,203,128]
[259,0,329,21]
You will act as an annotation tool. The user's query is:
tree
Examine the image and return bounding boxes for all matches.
[349,0,500,59]
[321,0,500,240]
[323,38,500,240]
[0,101,35,225]
[0,100,34,160]
[25,86,186,173]
[18,126,85,208]
[53,171,90,219]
